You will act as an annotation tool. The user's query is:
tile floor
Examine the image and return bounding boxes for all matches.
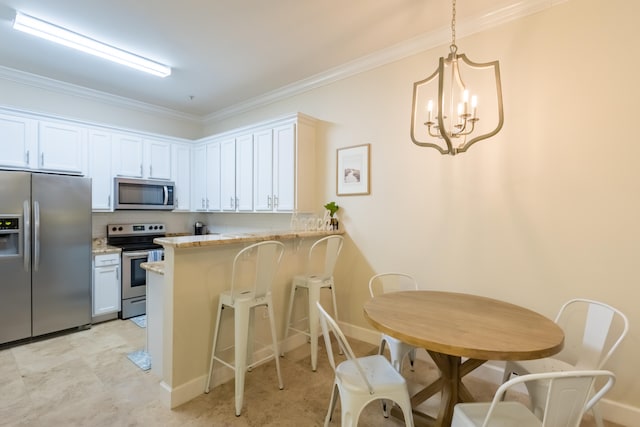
[0,319,622,426]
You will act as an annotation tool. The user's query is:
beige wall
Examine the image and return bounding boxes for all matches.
[0,0,637,418]
[204,0,640,413]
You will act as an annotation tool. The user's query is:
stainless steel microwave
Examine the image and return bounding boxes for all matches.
[114,178,175,210]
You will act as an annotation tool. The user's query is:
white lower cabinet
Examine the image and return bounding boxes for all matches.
[92,253,121,318]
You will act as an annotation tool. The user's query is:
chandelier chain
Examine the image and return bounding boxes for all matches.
[451,0,457,49]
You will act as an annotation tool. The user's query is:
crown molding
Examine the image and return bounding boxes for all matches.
[204,0,568,124]
[0,0,567,126]
[0,65,201,124]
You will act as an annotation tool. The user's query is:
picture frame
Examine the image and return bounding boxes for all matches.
[336,143,370,196]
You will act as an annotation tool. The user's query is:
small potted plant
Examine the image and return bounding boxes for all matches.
[324,201,340,230]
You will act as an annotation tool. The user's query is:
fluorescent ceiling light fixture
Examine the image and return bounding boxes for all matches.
[12,11,171,78]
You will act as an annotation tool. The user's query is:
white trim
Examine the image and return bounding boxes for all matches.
[0,1,568,125]
[0,65,200,124]
[203,0,568,123]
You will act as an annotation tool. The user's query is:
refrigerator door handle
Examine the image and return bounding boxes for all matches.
[33,200,40,272]
[23,200,30,272]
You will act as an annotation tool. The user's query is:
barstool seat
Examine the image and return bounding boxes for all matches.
[204,240,285,416]
[282,235,344,371]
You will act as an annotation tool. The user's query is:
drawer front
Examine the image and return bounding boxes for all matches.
[94,253,120,266]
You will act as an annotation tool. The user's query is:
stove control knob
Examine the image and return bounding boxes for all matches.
[118,226,123,231]
[159,225,164,230]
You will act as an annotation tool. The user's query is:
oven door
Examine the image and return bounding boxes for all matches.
[122,250,150,299]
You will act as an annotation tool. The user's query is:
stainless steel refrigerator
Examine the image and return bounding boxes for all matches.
[0,170,92,345]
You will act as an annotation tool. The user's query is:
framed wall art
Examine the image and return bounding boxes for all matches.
[336,143,370,196]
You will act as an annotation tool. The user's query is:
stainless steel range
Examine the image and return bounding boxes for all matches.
[107,223,165,319]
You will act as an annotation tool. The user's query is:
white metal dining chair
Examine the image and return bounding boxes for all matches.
[368,272,420,373]
[501,298,628,426]
[316,301,415,427]
[452,370,616,427]
[283,235,344,371]
[204,240,285,416]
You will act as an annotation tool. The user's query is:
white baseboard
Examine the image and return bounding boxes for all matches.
[341,321,638,426]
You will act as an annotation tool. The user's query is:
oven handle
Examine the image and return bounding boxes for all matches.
[123,251,150,258]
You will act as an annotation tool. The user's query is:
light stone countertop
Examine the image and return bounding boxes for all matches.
[141,261,165,275]
[154,229,344,249]
[92,239,121,255]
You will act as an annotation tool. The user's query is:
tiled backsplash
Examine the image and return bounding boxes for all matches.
[91,211,292,238]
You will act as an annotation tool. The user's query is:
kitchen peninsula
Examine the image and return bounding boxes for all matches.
[147,229,343,408]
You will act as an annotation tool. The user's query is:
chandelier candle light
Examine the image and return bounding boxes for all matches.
[410,0,504,155]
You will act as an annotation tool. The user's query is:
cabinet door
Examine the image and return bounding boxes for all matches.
[93,264,121,316]
[89,130,113,211]
[206,142,221,211]
[192,145,208,211]
[38,121,86,174]
[113,133,143,178]
[254,129,274,211]
[0,113,37,169]
[273,123,296,212]
[171,143,191,211]
[235,134,254,212]
[220,138,236,211]
[145,139,172,180]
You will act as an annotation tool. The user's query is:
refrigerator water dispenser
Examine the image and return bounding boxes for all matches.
[0,216,20,257]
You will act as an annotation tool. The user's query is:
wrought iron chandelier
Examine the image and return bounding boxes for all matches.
[410,0,504,155]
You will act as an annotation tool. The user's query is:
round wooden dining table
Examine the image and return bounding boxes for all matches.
[363,291,564,427]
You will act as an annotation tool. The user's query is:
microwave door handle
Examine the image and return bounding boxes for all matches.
[23,200,30,272]
[163,186,168,205]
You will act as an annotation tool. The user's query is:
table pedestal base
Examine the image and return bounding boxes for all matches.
[391,352,486,427]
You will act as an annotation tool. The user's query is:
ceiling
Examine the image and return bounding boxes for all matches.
[0,1,544,121]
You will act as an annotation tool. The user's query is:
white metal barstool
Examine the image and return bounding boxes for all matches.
[204,240,285,416]
[282,235,343,371]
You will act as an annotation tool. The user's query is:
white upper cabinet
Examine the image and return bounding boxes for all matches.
[273,123,296,212]
[254,129,274,211]
[38,120,87,174]
[253,123,298,212]
[235,134,254,212]
[220,138,237,211]
[88,130,113,211]
[192,141,221,211]
[206,141,222,211]
[171,143,191,211]
[0,113,37,170]
[192,144,207,211]
[220,135,253,212]
[112,133,144,178]
[144,138,172,180]
[252,116,315,213]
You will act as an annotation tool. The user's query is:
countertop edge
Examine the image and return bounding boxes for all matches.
[154,229,344,249]
[141,261,165,275]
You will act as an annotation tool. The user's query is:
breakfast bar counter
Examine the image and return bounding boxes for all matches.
[150,229,343,409]
[154,229,342,249]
